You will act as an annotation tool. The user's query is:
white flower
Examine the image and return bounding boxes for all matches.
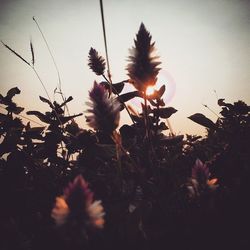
[51,196,70,226]
[87,200,105,229]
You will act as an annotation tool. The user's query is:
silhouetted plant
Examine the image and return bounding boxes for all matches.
[1,20,250,250]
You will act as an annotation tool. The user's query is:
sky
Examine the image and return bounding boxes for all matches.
[0,0,250,136]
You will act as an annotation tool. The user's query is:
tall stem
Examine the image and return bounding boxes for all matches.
[143,91,149,139]
[102,74,135,124]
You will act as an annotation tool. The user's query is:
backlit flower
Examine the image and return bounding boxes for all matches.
[88,48,106,75]
[187,159,218,198]
[86,81,120,134]
[51,196,70,226]
[51,175,105,229]
[126,23,161,92]
[192,159,210,187]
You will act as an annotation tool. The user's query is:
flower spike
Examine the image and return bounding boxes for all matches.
[88,47,106,75]
[86,81,120,134]
[126,23,161,92]
[51,175,105,229]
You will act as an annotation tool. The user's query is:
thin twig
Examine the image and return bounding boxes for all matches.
[99,0,112,83]
[32,17,70,115]
[202,103,220,118]
[32,17,62,90]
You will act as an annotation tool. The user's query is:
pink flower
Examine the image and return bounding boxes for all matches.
[126,23,161,92]
[86,82,120,134]
[187,159,218,198]
[51,175,105,229]
[192,159,210,187]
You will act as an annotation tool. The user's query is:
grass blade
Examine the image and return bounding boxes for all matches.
[1,40,30,66]
[30,39,35,66]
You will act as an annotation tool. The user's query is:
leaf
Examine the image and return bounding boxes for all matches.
[59,113,83,124]
[152,107,177,118]
[117,91,142,103]
[158,122,168,130]
[12,106,24,115]
[25,125,45,139]
[7,87,21,99]
[218,98,226,106]
[112,81,125,94]
[147,84,166,100]
[26,111,51,123]
[159,135,184,146]
[6,103,24,114]
[59,96,73,107]
[1,41,30,66]
[30,39,35,65]
[157,84,166,98]
[188,113,216,129]
[148,99,158,107]
[39,96,54,108]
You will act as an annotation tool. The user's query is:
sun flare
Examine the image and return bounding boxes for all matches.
[146,86,156,96]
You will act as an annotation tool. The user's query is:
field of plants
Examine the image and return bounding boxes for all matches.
[0,23,249,250]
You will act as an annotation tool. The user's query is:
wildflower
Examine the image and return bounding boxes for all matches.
[192,159,210,188]
[88,48,106,75]
[86,81,120,134]
[51,175,105,229]
[51,196,70,226]
[126,23,161,92]
[187,159,218,198]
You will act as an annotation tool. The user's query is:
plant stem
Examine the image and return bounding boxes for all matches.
[102,74,135,124]
[143,91,149,139]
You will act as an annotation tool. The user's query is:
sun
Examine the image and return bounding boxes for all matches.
[146,86,156,96]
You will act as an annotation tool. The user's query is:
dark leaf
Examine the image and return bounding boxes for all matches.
[120,124,136,138]
[6,103,24,114]
[112,81,125,94]
[12,106,24,115]
[152,107,177,118]
[1,41,31,66]
[26,111,51,123]
[100,81,125,94]
[59,96,73,107]
[39,96,54,108]
[25,126,45,140]
[158,99,165,107]
[7,87,21,99]
[218,98,226,106]
[157,84,166,98]
[131,114,143,123]
[117,91,141,103]
[188,113,216,129]
[26,125,45,133]
[148,99,158,107]
[159,135,184,146]
[158,122,168,130]
[65,120,80,135]
[59,113,83,124]
[147,85,166,100]
[30,39,35,65]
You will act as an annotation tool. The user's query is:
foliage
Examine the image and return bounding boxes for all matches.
[1,23,250,250]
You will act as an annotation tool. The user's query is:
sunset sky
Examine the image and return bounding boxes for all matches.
[0,0,249,135]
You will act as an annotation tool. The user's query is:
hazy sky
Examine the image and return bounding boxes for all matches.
[0,0,249,135]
